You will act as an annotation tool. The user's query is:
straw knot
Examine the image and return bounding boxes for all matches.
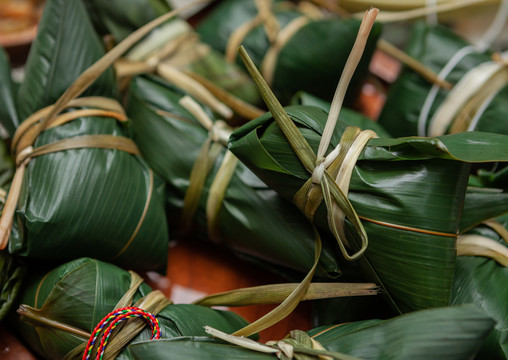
[311,157,326,184]
[210,120,231,145]
[15,146,34,167]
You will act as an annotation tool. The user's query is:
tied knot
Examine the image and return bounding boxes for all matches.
[210,120,232,145]
[311,156,326,184]
[311,141,343,185]
[15,146,34,167]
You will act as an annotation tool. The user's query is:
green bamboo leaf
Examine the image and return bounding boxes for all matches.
[460,187,508,232]
[14,258,249,360]
[362,132,508,162]
[290,92,391,138]
[453,214,508,359]
[309,305,495,360]
[0,47,19,137]
[0,137,13,189]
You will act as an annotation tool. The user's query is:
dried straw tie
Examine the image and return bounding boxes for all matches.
[0,1,211,250]
[19,270,170,360]
[225,0,323,86]
[117,24,234,121]
[347,0,499,23]
[175,96,238,243]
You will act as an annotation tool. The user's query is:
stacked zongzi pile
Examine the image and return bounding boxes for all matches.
[2,1,508,359]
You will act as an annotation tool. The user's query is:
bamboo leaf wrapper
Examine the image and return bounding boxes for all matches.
[0,47,19,138]
[2,0,168,271]
[0,251,25,321]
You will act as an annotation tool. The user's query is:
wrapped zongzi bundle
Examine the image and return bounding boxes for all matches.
[378,21,508,138]
[13,257,249,360]
[228,42,508,313]
[453,214,508,359]
[0,0,168,271]
[126,74,340,278]
[127,305,495,360]
[84,0,262,111]
[196,0,381,104]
